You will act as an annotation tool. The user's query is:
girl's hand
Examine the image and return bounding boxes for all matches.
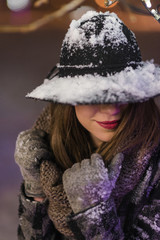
[34,197,45,202]
[62,153,123,214]
[15,129,53,198]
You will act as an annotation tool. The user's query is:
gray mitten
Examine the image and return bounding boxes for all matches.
[62,153,123,214]
[15,129,53,198]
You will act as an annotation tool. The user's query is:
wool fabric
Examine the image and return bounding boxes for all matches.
[31,105,151,238]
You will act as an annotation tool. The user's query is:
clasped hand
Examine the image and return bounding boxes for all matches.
[15,129,53,198]
[63,153,124,214]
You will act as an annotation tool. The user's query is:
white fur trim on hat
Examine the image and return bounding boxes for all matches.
[26,61,160,105]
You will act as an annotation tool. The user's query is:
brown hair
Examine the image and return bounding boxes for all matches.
[50,99,160,170]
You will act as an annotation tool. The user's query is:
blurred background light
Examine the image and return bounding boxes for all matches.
[94,0,106,8]
[7,0,31,12]
[145,0,152,8]
[94,0,119,8]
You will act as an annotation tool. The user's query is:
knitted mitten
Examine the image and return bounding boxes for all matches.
[62,153,123,214]
[15,129,52,198]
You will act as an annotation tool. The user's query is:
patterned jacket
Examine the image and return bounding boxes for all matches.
[17,106,160,240]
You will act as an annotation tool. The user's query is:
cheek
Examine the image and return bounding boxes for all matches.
[75,106,95,128]
[75,106,95,120]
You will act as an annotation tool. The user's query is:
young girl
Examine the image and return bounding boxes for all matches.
[15,11,160,240]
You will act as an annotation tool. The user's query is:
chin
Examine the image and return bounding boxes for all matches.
[94,134,115,147]
[99,132,115,141]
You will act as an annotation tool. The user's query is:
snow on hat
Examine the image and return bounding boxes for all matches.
[26,11,160,105]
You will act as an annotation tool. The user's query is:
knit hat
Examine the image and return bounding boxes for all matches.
[26,11,160,105]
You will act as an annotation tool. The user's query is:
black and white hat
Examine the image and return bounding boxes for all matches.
[27,11,160,105]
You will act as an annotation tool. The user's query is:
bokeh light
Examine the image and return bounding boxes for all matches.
[7,0,31,12]
[94,0,119,9]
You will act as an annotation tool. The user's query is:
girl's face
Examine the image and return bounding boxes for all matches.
[75,104,128,147]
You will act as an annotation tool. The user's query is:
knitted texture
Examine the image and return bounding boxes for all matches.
[32,104,52,134]
[59,12,142,77]
[62,153,123,214]
[26,11,160,105]
[40,160,75,239]
[34,105,150,238]
[112,150,151,207]
[15,129,51,198]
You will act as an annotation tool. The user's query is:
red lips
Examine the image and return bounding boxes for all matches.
[96,120,120,129]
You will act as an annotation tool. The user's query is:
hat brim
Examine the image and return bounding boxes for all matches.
[26,61,160,105]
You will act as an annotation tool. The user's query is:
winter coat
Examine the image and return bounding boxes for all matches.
[17,106,160,240]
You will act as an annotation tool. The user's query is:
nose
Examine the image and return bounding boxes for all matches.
[99,104,120,115]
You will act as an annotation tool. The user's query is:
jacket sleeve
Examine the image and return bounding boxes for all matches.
[18,183,63,240]
[17,105,57,240]
[124,179,160,240]
[67,197,124,240]
[67,180,160,240]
